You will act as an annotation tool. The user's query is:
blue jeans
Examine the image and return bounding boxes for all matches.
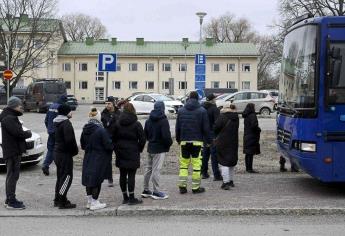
[201,145,221,178]
[43,134,55,169]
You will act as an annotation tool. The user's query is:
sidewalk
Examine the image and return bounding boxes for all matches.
[1,165,345,217]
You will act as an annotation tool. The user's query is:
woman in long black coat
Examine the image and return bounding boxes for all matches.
[214,104,239,190]
[242,103,261,173]
[112,103,146,205]
[81,108,113,210]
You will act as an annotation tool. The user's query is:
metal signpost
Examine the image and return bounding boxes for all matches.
[3,69,13,103]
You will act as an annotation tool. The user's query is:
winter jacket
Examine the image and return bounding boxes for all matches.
[202,101,220,137]
[214,109,239,167]
[0,107,32,159]
[53,116,78,160]
[112,111,146,169]
[175,98,211,144]
[81,120,113,187]
[101,108,120,135]
[144,102,173,154]
[242,106,261,155]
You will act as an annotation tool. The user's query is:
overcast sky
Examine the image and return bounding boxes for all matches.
[58,0,279,41]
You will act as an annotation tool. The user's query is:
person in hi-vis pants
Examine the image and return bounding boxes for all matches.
[175,91,211,194]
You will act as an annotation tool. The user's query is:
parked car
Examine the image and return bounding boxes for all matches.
[128,93,183,114]
[66,95,78,111]
[0,110,45,167]
[24,79,67,113]
[216,91,276,115]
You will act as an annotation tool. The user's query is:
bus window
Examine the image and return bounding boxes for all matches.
[328,43,345,104]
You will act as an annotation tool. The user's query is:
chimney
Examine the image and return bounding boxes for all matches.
[85,37,94,46]
[136,38,144,46]
[19,14,29,22]
[111,38,117,45]
[206,38,214,47]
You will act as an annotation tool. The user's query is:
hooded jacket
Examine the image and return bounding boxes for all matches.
[214,109,239,167]
[53,115,78,157]
[101,108,120,135]
[175,98,211,144]
[202,100,220,137]
[242,105,261,155]
[144,101,173,154]
[112,111,146,169]
[44,96,67,135]
[0,107,32,158]
[81,120,113,187]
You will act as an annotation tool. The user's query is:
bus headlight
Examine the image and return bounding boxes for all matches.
[301,142,316,152]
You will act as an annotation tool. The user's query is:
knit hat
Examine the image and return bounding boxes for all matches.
[189,91,199,100]
[105,96,115,103]
[7,96,22,109]
[206,93,216,101]
[154,101,165,112]
[89,107,101,122]
[58,104,72,116]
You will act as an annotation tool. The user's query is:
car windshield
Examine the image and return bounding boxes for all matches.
[216,94,230,100]
[44,83,66,94]
[150,94,173,101]
[280,25,317,110]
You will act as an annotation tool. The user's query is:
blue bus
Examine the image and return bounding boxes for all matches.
[277,15,345,182]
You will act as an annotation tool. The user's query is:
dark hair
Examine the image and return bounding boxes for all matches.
[230,104,236,110]
[245,103,255,112]
[123,102,136,114]
[189,91,199,100]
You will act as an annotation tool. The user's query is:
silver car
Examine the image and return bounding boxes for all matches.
[216,91,276,115]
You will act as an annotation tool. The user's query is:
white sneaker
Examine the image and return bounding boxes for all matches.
[90,200,106,211]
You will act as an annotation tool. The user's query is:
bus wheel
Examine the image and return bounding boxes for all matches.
[260,107,270,116]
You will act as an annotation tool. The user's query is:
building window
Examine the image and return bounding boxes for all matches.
[33,39,43,49]
[79,81,88,90]
[129,63,138,71]
[227,64,236,72]
[146,63,154,72]
[162,63,171,72]
[79,63,88,71]
[62,63,71,72]
[242,81,250,90]
[112,81,121,90]
[65,81,71,89]
[179,81,187,90]
[33,59,42,68]
[162,81,170,90]
[16,59,24,67]
[116,63,121,71]
[211,81,220,88]
[179,63,187,72]
[16,39,24,49]
[129,81,138,89]
[227,81,236,89]
[242,64,251,72]
[146,81,154,90]
[96,71,104,81]
[212,64,220,72]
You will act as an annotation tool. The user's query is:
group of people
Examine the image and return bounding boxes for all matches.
[1,91,262,210]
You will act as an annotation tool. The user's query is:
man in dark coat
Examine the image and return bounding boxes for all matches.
[176,91,211,194]
[81,108,113,211]
[42,95,67,176]
[214,104,239,190]
[201,93,222,180]
[142,101,172,200]
[101,96,120,187]
[242,103,261,173]
[0,97,32,209]
[53,104,79,209]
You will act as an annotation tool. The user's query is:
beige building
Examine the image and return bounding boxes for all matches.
[57,38,259,103]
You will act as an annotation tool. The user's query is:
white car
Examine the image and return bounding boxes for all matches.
[0,112,45,167]
[128,93,183,114]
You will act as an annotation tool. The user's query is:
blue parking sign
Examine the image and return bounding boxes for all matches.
[195,54,206,65]
[98,53,117,72]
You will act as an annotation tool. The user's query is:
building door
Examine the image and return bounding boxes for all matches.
[95,87,105,102]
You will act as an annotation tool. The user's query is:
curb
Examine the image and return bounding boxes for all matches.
[1,207,345,217]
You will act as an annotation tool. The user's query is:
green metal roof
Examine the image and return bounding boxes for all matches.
[58,41,259,57]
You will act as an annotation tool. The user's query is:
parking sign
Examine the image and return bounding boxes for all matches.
[98,53,117,72]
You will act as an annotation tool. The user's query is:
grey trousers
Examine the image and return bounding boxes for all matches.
[220,165,235,183]
[143,153,165,192]
[5,156,21,201]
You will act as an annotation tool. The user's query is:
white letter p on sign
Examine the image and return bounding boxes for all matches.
[102,55,115,70]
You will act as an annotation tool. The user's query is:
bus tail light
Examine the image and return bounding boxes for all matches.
[324,157,332,164]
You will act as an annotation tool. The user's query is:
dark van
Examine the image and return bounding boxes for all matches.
[24,79,67,113]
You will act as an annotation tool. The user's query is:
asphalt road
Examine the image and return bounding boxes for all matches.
[0,215,344,236]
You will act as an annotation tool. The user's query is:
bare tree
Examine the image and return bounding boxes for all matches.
[0,0,62,94]
[62,13,107,41]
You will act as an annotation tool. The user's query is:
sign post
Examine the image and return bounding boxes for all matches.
[3,69,13,103]
[98,53,117,100]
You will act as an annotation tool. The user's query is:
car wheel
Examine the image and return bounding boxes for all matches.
[260,107,271,116]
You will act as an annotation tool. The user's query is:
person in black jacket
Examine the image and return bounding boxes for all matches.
[175,91,211,194]
[201,93,222,180]
[0,97,32,209]
[112,103,146,205]
[53,104,79,209]
[142,101,172,200]
[101,96,120,187]
[242,103,261,173]
[214,104,239,190]
[81,108,113,211]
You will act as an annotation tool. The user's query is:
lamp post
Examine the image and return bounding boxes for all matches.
[196,12,207,53]
[182,39,189,96]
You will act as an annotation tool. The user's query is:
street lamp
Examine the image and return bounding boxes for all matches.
[196,12,207,53]
[182,39,189,96]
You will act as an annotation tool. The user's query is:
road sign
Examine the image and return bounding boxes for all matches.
[195,54,206,65]
[98,53,117,72]
[195,54,206,90]
[3,69,13,80]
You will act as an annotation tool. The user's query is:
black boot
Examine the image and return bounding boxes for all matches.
[279,156,287,172]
